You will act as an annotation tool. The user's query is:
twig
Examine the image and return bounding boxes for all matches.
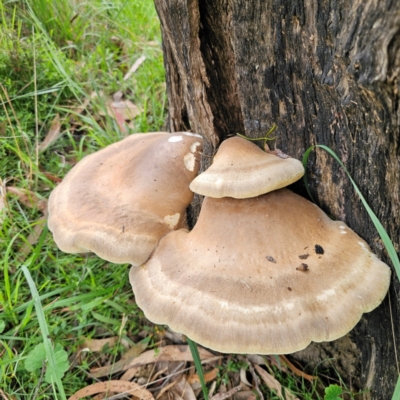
[31,360,46,400]
[210,385,242,400]
[123,55,146,81]
[157,361,185,390]
[247,361,264,400]
[0,389,11,400]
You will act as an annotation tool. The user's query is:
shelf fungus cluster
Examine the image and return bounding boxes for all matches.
[49,133,391,355]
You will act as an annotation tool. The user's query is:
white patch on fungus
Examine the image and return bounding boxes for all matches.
[184,153,196,171]
[190,141,201,153]
[217,300,274,314]
[284,303,294,310]
[272,306,283,315]
[317,289,336,302]
[358,241,366,248]
[340,231,347,234]
[163,213,180,229]
[168,136,183,142]
[182,132,202,138]
[339,225,346,229]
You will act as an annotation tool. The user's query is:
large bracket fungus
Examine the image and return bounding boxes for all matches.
[130,189,391,354]
[48,132,203,266]
[48,131,391,356]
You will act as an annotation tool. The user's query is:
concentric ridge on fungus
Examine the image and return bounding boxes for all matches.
[129,189,391,354]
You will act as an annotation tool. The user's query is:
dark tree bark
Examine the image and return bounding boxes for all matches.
[154,0,400,397]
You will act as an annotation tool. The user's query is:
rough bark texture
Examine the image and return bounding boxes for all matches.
[154,0,400,397]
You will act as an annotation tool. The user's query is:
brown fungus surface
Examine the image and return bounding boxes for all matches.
[48,132,203,265]
[130,189,391,354]
[189,136,304,198]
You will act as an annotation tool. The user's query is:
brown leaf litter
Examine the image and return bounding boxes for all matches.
[66,335,318,400]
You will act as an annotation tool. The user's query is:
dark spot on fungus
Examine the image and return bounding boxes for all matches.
[266,255,276,263]
[299,254,309,259]
[288,287,292,291]
[296,263,309,272]
[315,244,324,254]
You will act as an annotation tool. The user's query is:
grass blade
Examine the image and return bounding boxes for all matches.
[21,265,66,399]
[303,144,400,400]
[302,145,400,278]
[187,337,209,400]
[392,376,400,400]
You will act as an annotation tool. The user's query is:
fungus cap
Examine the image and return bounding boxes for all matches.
[130,189,391,354]
[48,132,203,265]
[189,136,304,198]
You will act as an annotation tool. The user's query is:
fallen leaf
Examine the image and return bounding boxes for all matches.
[106,99,140,121]
[68,381,154,400]
[254,364,298,400]
[187,368,218,384]
[279,355,317,382]
[39,170,62,183]
[120,366,140,381]
[90,341,148,378]
[82,336,130,352]
[6,187,47,211]
[96,97,141,133]
[208,381,217,397]
[109,105,128,133]
[38,114,62,152]
[171,377,197,400]
[239,367,252,387]
[91,345,219,378]
[125,345,218,368]
[245,355,265,366]
[234,390,257,400]
[155,381,178,400]
[210,385,242,400]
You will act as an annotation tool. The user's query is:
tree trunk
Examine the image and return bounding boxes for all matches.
[154,0,400,397]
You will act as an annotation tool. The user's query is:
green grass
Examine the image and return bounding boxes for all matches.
[0,0,165,397]
[1,1,396,399]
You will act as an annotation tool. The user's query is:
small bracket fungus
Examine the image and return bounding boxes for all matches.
[48,132,203,266]
[189,136,305,198]
[129,189,391,354]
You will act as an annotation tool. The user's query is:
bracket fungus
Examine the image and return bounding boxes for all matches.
[189,136,305,198]
[48,132,203,266]
[129,189,391,354]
